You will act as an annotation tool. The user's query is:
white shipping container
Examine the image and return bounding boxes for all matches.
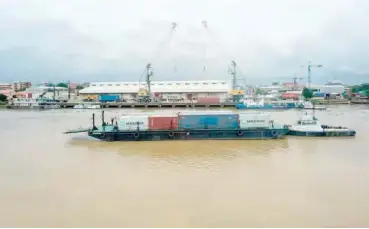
[118,115,149,131]
[162,93,182,100]
[239,113,271,129]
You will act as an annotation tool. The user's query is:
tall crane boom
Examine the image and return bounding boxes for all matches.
[300,61,323,89]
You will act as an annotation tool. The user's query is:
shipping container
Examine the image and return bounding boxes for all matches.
[99,94,120,102]
[179,113,239,130]
[162,93,182,100]
[197,97,221,104]
[118,115,149,131]
[313,92,325,97]
[239,113,271,129]
[149,114,178,130]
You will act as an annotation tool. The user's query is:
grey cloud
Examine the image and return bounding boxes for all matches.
[0,0,368,84]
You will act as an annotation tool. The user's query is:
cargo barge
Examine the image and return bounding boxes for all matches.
[64,111,290,141]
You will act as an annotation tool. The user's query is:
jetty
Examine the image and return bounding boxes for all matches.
[6,101,237,109]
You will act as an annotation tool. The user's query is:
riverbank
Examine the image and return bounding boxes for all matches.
[311,98,350,105]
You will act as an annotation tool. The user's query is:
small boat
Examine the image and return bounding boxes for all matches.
[73,104,85,109]
[42,104,60,109]
[73,103,101,109]
[288,113,356,137]
[86,104,101,109]
[296,100,326,110]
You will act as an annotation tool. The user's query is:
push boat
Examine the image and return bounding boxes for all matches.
[287,113,356,137]
[64,111,290,142]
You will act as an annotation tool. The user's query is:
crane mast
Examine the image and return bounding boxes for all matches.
[145,63,153,96]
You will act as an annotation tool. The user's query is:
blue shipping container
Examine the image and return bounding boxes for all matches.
[179,114,239,130]
[313,92,325,97]
[99,94,120,102]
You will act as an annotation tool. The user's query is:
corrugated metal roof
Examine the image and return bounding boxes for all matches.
[79,80,231,94]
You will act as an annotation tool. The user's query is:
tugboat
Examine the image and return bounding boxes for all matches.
[64,111,290,142]
[287,112,356,137]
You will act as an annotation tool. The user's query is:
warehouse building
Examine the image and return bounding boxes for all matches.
[79,80,232,102]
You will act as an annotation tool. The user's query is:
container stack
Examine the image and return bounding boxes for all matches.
[117,112,272,131]
[118,115,149,131]
[238,113,271,129]
[178,113,239,129]
[149,114,178,130]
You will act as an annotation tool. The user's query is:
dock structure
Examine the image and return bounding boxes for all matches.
[59,102,236,109]
[6,102,237,109]
[350,98,369,104]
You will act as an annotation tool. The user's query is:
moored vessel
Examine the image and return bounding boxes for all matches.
[73,103,101,109]
[287,113,356,137]
[235,99,294,110]
[8,98,60,109]
[64,111,290,142]
[295,100,326,110]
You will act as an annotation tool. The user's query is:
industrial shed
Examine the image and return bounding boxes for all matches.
[310,84,345,94]
[79,80,232,102]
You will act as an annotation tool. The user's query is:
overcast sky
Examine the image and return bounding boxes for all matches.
[0,0,368,84]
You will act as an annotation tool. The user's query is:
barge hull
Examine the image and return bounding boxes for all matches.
[288,130,356,137]
[89,128,289,142]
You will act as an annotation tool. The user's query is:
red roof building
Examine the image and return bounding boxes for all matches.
[282,91,301,100]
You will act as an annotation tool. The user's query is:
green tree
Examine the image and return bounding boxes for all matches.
[56,82,68,88]
[302,87,313,100]
[255,88,264,95]
[363,90,369,97]
[0,94,7,102]
[76,85,84,90]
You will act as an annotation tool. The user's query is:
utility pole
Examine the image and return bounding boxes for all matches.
[53,83,56,101]
[301,61,323,89]
[68,80,71,100]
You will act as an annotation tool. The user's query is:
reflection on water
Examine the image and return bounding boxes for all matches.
[0,106,369,227]
[69,138,290,157]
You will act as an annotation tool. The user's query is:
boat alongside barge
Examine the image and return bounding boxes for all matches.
[287,113,356,137]
[65,111,290,142]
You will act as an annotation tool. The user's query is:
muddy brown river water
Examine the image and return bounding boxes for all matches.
[0,105,368,227]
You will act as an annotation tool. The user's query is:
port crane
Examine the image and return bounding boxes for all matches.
[266,74,304,90]
[137,21,245,103]
[300,61,323,89]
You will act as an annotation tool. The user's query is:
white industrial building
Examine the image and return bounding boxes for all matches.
[79,80,232,102]
[310,84,345,94]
